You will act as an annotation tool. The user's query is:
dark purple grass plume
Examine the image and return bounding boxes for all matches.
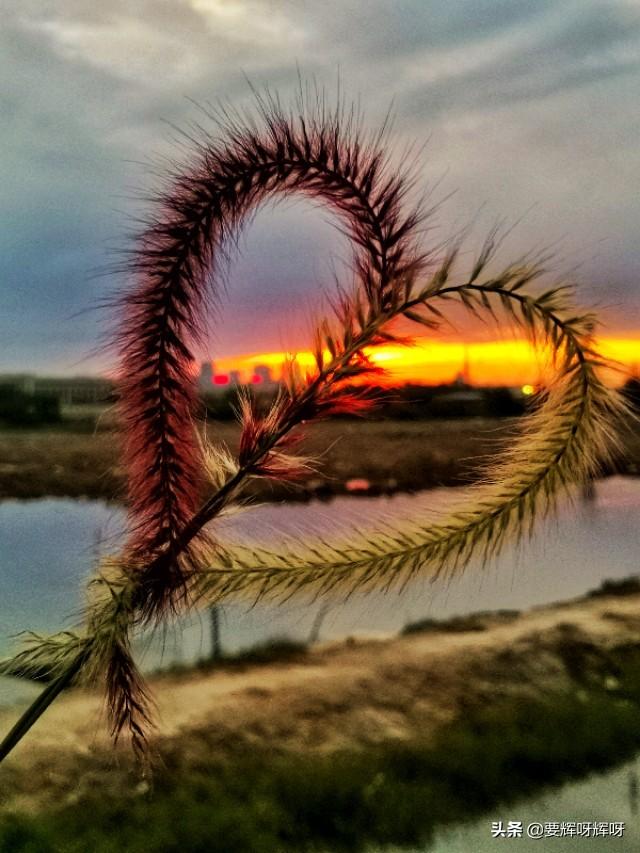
[115,91,424,617]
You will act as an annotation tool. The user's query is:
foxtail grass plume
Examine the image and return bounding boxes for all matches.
[0,84,631,763]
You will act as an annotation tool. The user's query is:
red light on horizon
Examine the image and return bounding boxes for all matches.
[250,374,263,384]
[213,374,229,385]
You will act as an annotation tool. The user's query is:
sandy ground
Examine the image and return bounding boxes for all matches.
[2,587,640,813]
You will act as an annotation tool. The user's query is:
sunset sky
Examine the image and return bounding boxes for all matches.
[1,1,638,384]
[212,336,639,388]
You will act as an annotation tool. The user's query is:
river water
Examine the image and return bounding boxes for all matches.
[384,757,640,852]
[1,476,638,706]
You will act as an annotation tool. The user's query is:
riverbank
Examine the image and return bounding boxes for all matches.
[1,417,638,502]
[2,580,640,851]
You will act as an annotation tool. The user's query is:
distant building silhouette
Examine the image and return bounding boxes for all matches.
[198,360,279,394]
[200,360,238,392]
[453,345,471,388]
[252,364,273,384]
[198,361,214,390]
[250,364,279,392]
[0,373,112,404]
[0,374,36,394]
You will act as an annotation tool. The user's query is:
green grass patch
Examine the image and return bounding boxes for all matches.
[401,609,520,636]
[160,638,309,679]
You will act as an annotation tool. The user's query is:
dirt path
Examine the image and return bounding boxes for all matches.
[2,588,640,812]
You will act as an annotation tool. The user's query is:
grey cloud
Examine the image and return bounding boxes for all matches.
[398,3,640,119]
[1,0,639,373]
[261,0,560,61]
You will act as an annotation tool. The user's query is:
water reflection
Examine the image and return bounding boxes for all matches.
[1,476,638,699]
[628,769,638,816]
[415,758,640,852]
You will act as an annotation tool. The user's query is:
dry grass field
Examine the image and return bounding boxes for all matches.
[1,416,637,502]
[0,418,510,502]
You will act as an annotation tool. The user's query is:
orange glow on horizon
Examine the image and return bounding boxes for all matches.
[211,336,639,388]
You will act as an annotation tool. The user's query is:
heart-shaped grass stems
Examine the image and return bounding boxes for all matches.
[197,275,630,604]
[0,89,630,763]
